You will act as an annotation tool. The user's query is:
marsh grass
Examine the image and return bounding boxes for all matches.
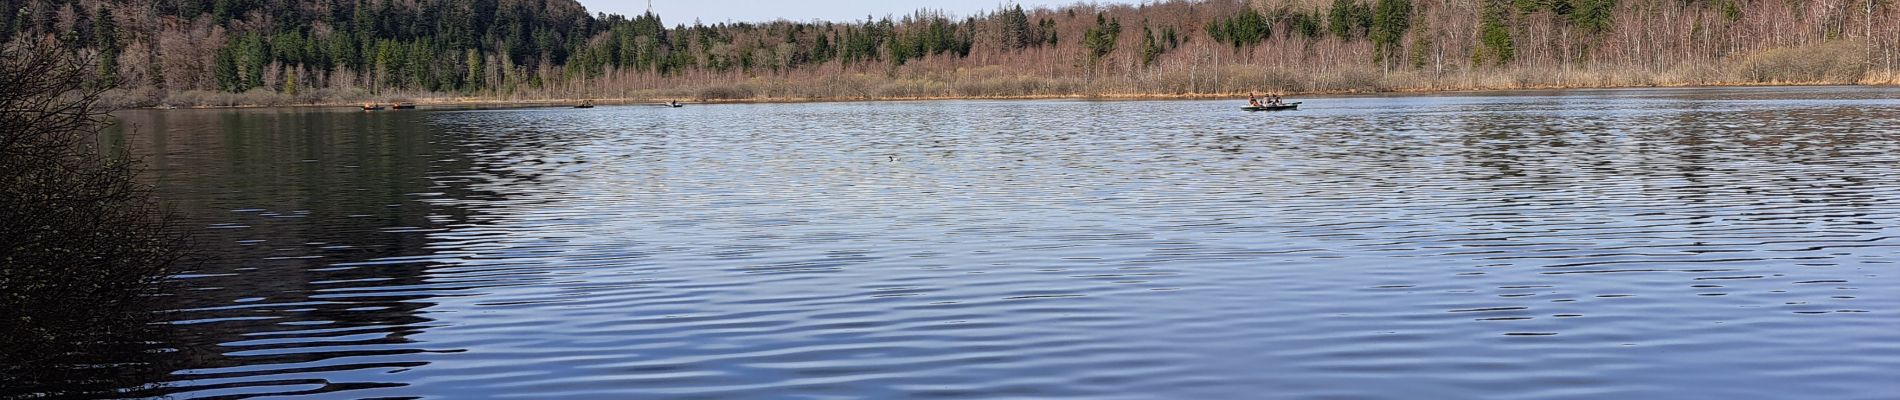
[1738,41,1872,84]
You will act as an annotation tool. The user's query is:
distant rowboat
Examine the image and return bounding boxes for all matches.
[391,102,416,109]
[1242,102,1301,112]
[361,103,385,111]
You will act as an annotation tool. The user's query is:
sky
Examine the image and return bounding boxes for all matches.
[578,0,1140,25]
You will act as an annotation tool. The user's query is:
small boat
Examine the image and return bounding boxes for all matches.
[391,102,416,109]
[361,103,385,111]
[1243,102,1301,112]
[575,100,596,109]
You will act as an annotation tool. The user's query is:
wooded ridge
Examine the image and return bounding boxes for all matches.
[5,0,1895,106]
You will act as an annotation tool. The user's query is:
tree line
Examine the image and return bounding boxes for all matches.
[1,0,1894,104]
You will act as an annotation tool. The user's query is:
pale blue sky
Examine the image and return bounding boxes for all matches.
[579,0,1138,24]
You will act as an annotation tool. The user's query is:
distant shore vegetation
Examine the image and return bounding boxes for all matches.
[3,0,1896,106]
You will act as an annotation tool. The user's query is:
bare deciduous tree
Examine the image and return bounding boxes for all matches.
[0,36,187,395]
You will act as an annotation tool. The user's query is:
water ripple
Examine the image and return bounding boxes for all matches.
[85,87,1900,399]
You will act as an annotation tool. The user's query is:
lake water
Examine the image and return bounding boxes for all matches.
[87,87,1900,399]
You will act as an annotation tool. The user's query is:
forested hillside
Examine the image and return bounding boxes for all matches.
[4,0,1895,105]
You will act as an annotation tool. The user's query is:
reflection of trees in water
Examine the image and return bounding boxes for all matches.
[1642,100,1893,202]
[91,109,521,397]
[1441,94,1900,202]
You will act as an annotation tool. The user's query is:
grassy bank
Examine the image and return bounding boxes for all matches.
[123,73,1897,109]
[121,41,1895,108]
[130,62,1884,108]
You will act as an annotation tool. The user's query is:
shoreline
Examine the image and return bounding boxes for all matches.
[137,81,1890,111]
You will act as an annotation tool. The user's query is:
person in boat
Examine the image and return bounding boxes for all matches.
[1269,94,1283,106]
[1248,92,1263,107]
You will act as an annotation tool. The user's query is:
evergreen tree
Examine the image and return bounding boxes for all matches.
[1141,25,1163,67]
[1083,13,1121,66]
[373,39,401,89]
[1040,18,1060,46]
[213,0,237,24]
[1475,2,1516,66]
[404,41,431,89]
[214,47,240,91]
[235,34,268,90]
[812,32,834,64]
[92,6,120,85]
[1570,0,1615,35]
[69,3,91,48]
[1329,0,1372,39]
[1288,9,1325,39]
[1370,0,1412,70]
[328,33,359,70]
[1002,5,1033,49]
[1207,6,1270,47]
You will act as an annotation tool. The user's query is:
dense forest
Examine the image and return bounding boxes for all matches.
[3,0,1896,105]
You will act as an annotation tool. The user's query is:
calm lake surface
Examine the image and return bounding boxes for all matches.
[97,87,1900,399]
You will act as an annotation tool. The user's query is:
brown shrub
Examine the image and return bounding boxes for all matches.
[1736,41,1870,84]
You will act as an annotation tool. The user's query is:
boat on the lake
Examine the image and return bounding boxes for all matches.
[575,100,596,109]
[662,100,683,108]
[1243,102,1301,112]
[391,102,416,109]
[361,103,385,111]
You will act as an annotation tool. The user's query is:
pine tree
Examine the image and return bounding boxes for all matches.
[1084,13,1121,65]
[1141,25,1163,67]
[92,6,120,85]
[465,47,486,90]
[1329,0,1372,39]
[1002,5,1033,50]
[214,47,240,91]
[1371,0,1412,70]
[1207,6,1269,47]
[1570,0,1615,35]
[812,32,834,64]
[235,34,268,90]
[1474,2,1516,66]
[1040,18,1060,46]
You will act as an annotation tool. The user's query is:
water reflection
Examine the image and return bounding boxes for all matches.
[98,109,466,398]
[73,87,1900,399]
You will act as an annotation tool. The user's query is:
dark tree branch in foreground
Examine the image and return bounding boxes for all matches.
[0,36,187,397]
